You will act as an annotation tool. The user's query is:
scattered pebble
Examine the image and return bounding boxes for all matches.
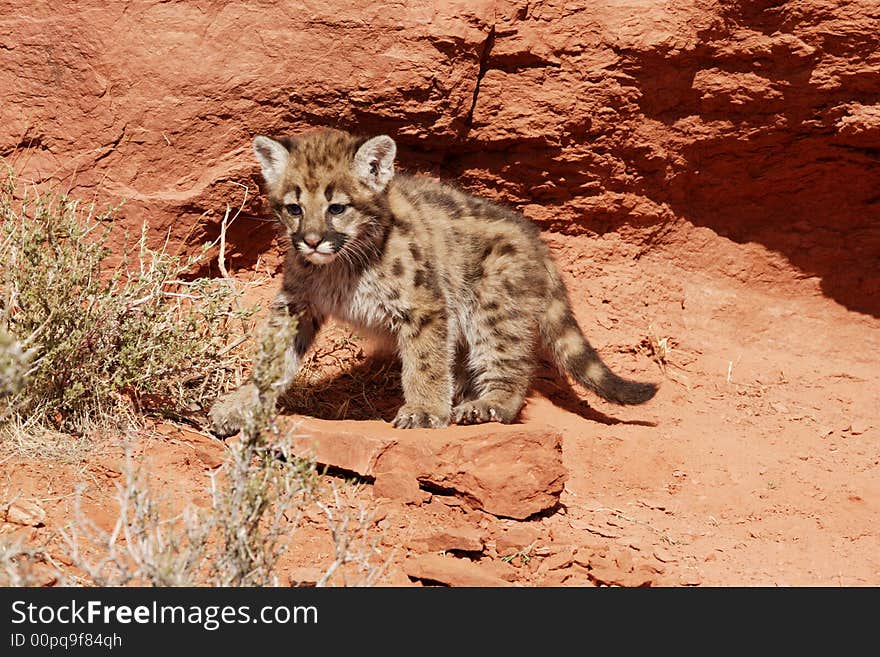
[2,500,46,527]
[653,547,677,563]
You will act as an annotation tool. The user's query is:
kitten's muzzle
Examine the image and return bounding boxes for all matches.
[294,231,348,263]
[302,232,322,248]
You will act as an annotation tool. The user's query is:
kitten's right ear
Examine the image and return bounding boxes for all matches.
[253,135,291,187]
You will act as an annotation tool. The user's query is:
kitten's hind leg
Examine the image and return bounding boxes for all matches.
[392,307,452,429]
[452,313,535,426]
[452,341,478,406]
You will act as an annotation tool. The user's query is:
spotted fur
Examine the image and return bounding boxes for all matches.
[208,128,656,435]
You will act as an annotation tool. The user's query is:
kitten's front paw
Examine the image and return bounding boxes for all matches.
[391,405,450,429]
[452,399,517,425]
[208,384,258,438]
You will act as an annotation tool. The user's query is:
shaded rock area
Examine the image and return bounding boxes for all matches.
[2,1,878,314]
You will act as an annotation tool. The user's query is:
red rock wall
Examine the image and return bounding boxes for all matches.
[2,1,878,314]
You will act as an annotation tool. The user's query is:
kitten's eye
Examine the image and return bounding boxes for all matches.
[285,203,303,216]
[328,203,347,215]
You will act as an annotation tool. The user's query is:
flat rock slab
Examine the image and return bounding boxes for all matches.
[406,524,485,554]
[404,554,513,587]
[283,416,567,520]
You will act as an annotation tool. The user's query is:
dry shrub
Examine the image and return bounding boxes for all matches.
[0,167,255,437]
[62,314,387,587]
[0,169,386,587]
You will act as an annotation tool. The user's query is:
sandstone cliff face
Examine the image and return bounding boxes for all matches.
[1,1,878,314]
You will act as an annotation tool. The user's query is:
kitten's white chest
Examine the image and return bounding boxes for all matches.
[321,272,401,334]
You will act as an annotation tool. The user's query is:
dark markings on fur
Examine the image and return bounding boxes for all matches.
[483,300,500,312]
[567,347,604,381]
[324,185,334,202]
[420,188,461,214]
[412,312,438,336]
[481,201,542,238]
[409,243,422,262]
[465,263,484,286]
[484,313,505,328]
[413,262,438,292]
[490,357,527,372]
[565,345,658,405]
[278,136,298,153]
[325,231,347,251]
[497,243,517,257]
[392,259,404,277]
[479,375,522,390]
[547,309,580,339]
[525,271,547,296]
[491,328,520,342]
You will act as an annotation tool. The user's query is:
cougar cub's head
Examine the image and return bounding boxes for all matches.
[253,129,395,266]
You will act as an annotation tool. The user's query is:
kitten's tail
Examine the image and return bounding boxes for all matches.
[538,264,657,405]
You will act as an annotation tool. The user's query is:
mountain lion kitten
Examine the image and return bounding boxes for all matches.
[208,128,656,436]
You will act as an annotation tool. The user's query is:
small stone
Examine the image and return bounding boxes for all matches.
[653,547,677,563]
[33,564,58,587]
[407,525,484,553]
[495,524,542,556]
[539,570,569,587]
[626,564,658,587]
[847,421,870,436]
[561,564,598,587]
[379,568,417,587]
[288,567,323,587]
[572,548,595,569]
[611,548,634,573]
[3,499,46,527]
[638,499,667,511]
[641,560,666,575]
[540,547,574,572]
[370,506,389,525]
[479,559,519,582]
[374,472,429,505]
[569,520,620,538]
[195,448,224,469]
[404,554,513,587]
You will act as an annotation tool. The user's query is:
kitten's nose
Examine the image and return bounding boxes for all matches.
[303,233,322,248]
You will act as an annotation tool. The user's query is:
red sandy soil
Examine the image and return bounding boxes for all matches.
[2,0,878,587]
[3,228,877,587]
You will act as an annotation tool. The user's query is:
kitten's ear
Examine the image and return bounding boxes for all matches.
[253,135,291,187]
[353,135,396,192]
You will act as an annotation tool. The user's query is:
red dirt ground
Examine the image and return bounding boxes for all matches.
[3,226,878,587]
[2,0,878,588]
